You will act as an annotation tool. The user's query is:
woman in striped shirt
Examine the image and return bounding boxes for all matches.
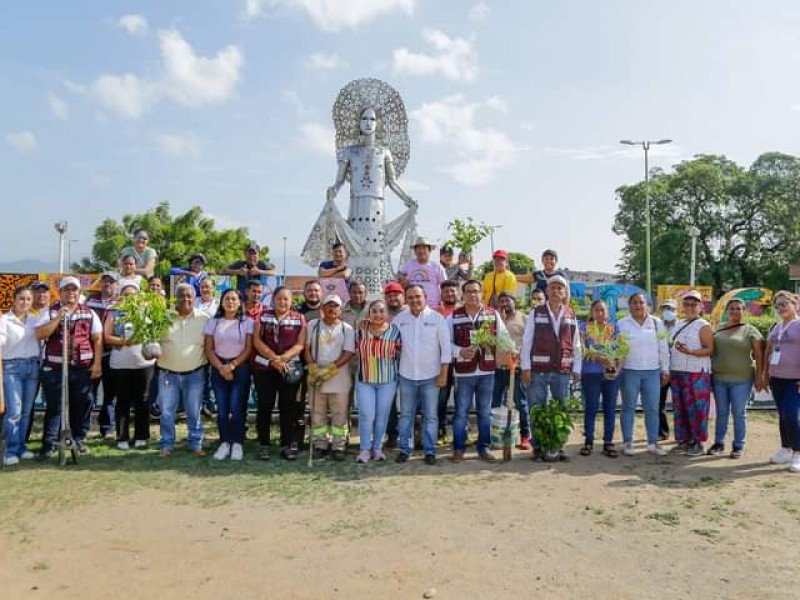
[355,299,401,463]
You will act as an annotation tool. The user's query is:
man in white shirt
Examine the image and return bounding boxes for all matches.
[521,275,582,461]
[35,276,103,458]
[393,285,450,465]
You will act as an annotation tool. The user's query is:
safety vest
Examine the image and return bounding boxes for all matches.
[44,302,95,368]
[530,304,576,373]
[451,306,498,375]
[254,309,305,371]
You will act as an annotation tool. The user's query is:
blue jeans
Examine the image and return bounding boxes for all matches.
[210,363,250,444]
[3,358,40,458]
[620,368,660,445]
[398,376,439,456]
[40,365,95,452]
[492,368,530,437]
[581,372,619,444]
[454,374,494,453]
[770,377,800,451]
[712,379,751,450]
[356,381,398,451]
[159,367,205,451]
[528,371,570,407]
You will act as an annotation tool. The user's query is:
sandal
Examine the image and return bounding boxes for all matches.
[259,445,271,461]
[602,444,619,458]
[579,442,593,456]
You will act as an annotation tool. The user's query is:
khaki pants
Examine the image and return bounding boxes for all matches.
[311,390,349,451]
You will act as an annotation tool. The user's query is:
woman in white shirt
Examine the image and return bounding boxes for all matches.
[204,289,254,461]
[669,290,714,456]
[1,285,41,465]
[103,283,156,450]
[617,293,671,457]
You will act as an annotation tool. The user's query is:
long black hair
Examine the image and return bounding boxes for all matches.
[214,288,244,320]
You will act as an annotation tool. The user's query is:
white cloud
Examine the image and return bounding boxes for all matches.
[155,133,203,158]
[90,174,111,188]
[86,29,243,119]
[5,131,38,153]
[300,122,334,156]
[485,95,508,113]
[393,29,478,82]
[118,14,148,36]
[468,2,490,22]
[244,0,415,31]
[545,143,683,161]
[62,79,87,94]
[48,93,69,120]
[412,95,520,186]
[282,89,316,117]
[398,178,430,192]
[305,52,348,70]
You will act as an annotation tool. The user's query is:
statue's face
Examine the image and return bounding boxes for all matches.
[360,108,377,135]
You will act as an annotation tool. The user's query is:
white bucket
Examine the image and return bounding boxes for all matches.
[490,407,520,449]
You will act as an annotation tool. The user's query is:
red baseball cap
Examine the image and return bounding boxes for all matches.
[384,281,404,295]
[493,250,508,260]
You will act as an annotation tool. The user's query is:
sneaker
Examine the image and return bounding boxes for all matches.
[790,452,800,473]
[103,432,115,441]
[478,450,497,462]
[116,441,130,451]
[283,443,298,461]
[622,442,636,456]
[4,456,20,467]
[230,443,243,461]
[729,448,743,459]
[312,447,326,460]
[670,441,690,454]
[518,436,531,451]
[542,451,559,462]
[372,450,386,462]
[20,450,35,460]
[424,454,437,465]
[36,449,54,461]
[159,448,171,458]
[395,452,410,463]
[357,450,371,463]
[330,449,346,462]
[214,442,231,461]
[76,442,91,455]
[648,443,668,456]
[192,448,207,458]
[707,443,725,456]
[770,447,793,464]
[133,440,147,449]
[686,442,704,456]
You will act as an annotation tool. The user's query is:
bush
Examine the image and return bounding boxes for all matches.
[744,313,775,338]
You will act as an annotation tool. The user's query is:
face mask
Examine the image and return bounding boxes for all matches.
[662,309,676,322]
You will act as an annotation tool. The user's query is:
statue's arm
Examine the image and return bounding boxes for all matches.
[385,152,417,210]
[327,157,349,202]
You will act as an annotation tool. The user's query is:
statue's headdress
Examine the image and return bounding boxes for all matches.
[332,78,410,177]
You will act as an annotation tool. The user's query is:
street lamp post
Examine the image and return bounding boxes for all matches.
[54,221,68,273]
[488,224,502,255]
[282,236,287,279]
[620,139,673,297]
[688,225,700,287]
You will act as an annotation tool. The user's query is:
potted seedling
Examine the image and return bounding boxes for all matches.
[115,290,175,359]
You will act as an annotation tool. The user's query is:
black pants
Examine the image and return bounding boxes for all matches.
[114,366,154,442]
[253,369,303,448]
[40,365,95,452]
[94,354,117,436]
[437,365,454,434]
[659,382,670,438]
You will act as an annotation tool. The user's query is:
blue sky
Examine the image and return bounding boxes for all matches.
[3,1,800,273]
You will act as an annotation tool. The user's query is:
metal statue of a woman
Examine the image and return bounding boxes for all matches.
[301,78,418,296]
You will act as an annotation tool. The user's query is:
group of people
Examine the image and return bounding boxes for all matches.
[2,233,799,475]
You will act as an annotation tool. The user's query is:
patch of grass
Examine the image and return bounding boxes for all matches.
[691,528,721,541]
[31,560,49,571]
[647,511,680,526]
[319,517,397,539]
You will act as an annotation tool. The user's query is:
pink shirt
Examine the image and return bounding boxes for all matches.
[202,318,253,360]
[398,259,447,307]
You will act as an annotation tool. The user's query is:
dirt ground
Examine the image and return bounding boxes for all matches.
[1,415,799,599]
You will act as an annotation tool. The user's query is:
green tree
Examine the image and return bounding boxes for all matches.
[72,202,266,276]
[476,251,536,280]
[613,153,800,294]
[445,218,492,254]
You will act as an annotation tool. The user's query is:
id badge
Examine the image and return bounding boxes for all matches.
[771,348,781,366]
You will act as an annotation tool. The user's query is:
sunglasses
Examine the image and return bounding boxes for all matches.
[775,301,790,308]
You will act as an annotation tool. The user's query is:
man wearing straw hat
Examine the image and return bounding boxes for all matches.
[398,236,447,308]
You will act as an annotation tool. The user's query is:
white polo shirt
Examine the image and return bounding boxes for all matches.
[0,311,42,359]
[393,306,451,381]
